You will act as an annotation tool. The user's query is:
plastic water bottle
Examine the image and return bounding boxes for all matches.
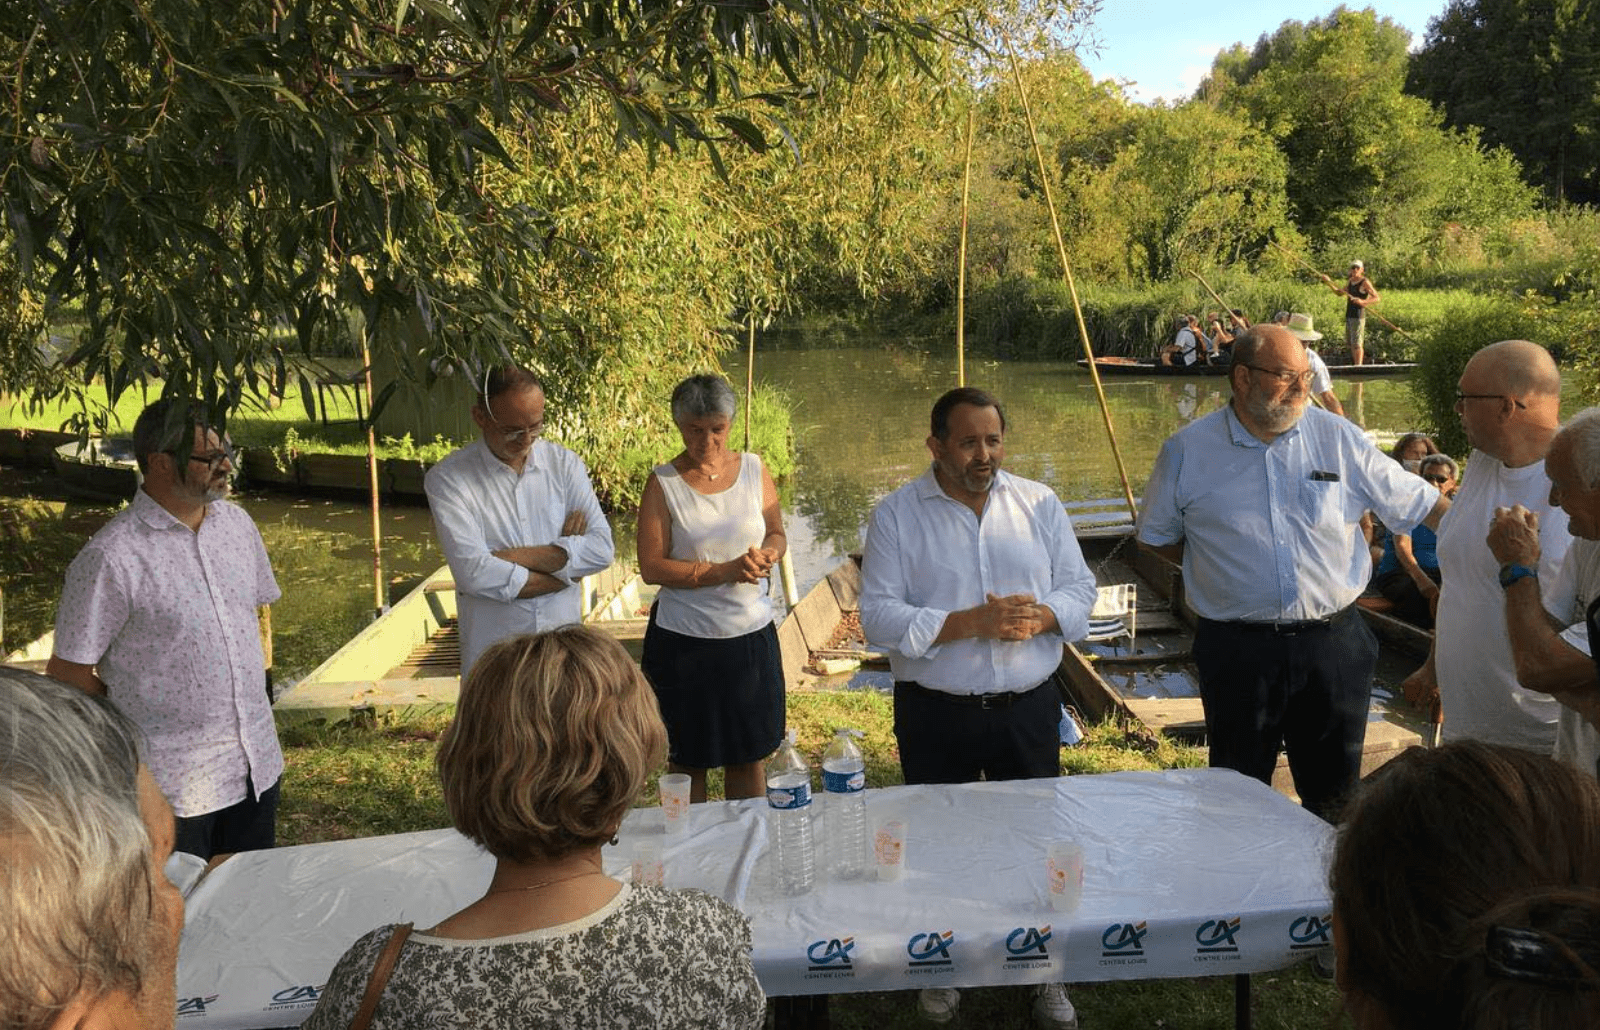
[822,728,868,880]
[765,730,816,895]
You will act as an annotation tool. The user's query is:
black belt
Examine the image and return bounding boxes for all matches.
[895,680,1048,710]
[1202,605,1356,637]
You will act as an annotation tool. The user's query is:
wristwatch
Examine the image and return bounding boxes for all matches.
[1498,563,1539,589]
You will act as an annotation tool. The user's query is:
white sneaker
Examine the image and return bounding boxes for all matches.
[1032,983,1079,1030]
[918,987,961,1023]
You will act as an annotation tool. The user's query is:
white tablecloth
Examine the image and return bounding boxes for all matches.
[174,768,1333,1026]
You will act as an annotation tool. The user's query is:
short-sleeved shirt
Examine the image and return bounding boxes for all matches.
[53,490,282,817]
[1534,536,1600,773]
[1137,404,1438,621]
[424,438,614,676]
[860,466,1098,694]
[1435,450,1571,752]
[301,884,765,1030]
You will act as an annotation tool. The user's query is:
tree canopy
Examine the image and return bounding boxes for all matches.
[1407,0,1600,206]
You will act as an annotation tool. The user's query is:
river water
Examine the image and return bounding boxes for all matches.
[0,342,1428,684]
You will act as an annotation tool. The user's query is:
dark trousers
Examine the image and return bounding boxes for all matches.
[174,777,281,860]
[893,680,1060,784]
[1193,609,1377,822]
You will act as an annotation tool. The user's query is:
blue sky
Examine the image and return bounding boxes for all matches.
[1076,1,1451,103]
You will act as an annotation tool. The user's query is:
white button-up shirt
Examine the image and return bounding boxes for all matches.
[1137,404,1438,621]
[53,491,282,818]
[424,438,614,676]
[860,466,1097,694]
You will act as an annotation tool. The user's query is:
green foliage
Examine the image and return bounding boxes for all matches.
[1410,296,1545,455]
[1408,0,1600,205]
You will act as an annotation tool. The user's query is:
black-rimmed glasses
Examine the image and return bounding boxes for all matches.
[183,444,236,471]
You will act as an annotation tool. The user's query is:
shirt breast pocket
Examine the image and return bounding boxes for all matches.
[1298,476,1347,531]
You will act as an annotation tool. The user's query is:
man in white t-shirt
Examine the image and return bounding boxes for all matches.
[1486,407,1600,776]
[1402,340,1569,753]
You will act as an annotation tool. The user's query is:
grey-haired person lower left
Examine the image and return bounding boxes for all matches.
[0,666,184,1030]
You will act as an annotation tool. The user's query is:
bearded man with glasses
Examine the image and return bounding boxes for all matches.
[1137,325,1449,821]
[49,397,283,860]
[424,364,614,678]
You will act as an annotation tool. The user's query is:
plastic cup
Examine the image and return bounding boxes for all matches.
[1047,842,1085,912]
[659,773,691,836]
[631,841,664,887]
[874,819,907,881]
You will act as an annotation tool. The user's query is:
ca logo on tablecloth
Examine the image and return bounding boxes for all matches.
[807,937,856,969]
[1290,914,1333,950]
[1195,917,1242,954]
[1006,926,1052,959]
[906,930,955,967]
[1101,921,1148,957]
[176,996,217,1018]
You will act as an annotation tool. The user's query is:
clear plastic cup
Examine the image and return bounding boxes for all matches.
[1047,841,1085,912]
[874,819,907,881]
[659,773,691,836]
[631,840,664,887]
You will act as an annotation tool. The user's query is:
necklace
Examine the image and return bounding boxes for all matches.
[484,869,605,895]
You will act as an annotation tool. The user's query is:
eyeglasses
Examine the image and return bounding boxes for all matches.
[1455,391,1527,409]
[1243,364,1315,387]
[485,409,544,444]
[1423,474,1452,485]
[182,444,236,471]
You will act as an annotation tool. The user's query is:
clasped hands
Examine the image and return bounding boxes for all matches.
[977,592,1048,642]
[729,546,779,585]
[1487,504,1541,566]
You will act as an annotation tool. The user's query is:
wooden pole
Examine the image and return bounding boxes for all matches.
[360,329,385,617]
[956,108,974,388]
[744,314,755,453]
[1266,240,1418,343]
[1006,43,1138,521]
[1187,269,1238,323]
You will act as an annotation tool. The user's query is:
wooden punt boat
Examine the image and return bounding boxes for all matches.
[271,562,651,725]
[51,438,141,502]
[1077,356,1417,378]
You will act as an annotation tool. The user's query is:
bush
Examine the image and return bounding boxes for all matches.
[1411,297,1536,455]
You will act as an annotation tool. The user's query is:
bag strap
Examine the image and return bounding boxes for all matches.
[349,922,413,1030]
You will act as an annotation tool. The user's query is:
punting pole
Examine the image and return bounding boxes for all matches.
[742,311,800,608]
[360,329,386,617]
[1006,43,1138,522]
[1266,239,1418,344]
[956,108,975,388]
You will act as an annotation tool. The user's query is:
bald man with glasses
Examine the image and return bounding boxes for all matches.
[424,365,614,678]
[1402,340,1569,755]
[49,397,283,859]
[1137,325,1449,820]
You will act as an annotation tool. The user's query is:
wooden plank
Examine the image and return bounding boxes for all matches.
[825,562,862,612]
[1124,696,1206,732]
[776,617,808,688]
[792,580,842,655]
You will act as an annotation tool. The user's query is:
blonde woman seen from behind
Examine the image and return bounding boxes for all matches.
[303,627,766,1030]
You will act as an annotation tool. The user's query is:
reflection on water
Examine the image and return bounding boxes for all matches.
[0,342,1430,684]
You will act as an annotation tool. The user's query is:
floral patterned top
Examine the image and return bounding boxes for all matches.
[301,884,765,1030]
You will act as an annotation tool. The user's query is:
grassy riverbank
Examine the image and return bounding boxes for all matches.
[278,691,1344,1028]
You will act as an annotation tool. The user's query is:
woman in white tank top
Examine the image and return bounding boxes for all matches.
[636,375,789,802]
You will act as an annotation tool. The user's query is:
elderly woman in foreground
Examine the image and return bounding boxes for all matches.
[0,666,184,1030]
[1333,740,1600,1029]
[303,626,765,1030]
[637,373,787,802]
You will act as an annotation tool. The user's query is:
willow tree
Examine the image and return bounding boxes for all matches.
[0,0,969,454]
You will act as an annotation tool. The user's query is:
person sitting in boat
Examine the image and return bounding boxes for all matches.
[1159,315,1208,367]
[1372,453,1458,627]
[1332,741,1600,1029]
[302,627,766,1030]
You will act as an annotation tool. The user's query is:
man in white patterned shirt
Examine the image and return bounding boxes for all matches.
[49,398,282,859]
[424,365,614,677]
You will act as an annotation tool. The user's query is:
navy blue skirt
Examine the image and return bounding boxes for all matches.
[641,609,785,769]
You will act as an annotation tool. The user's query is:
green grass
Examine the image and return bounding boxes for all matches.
[278,694,1341,1028]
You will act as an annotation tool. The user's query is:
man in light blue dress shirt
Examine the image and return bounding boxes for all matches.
[424,366,614,678]
[1137,326,1448,819]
